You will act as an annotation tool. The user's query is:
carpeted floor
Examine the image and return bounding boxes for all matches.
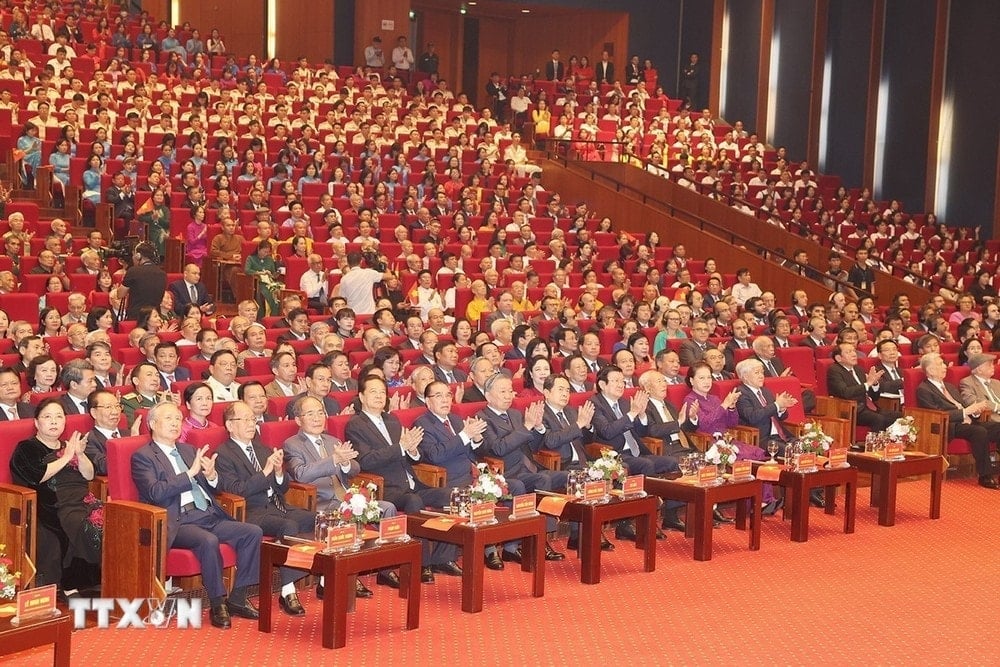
[7,477,996,665]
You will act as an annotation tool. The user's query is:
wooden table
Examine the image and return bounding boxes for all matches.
[556,494,658,584]
[643,476,762,561]
[847,452,944,526]
[407,510,545,613]
[754,462,858,542]
[258,538,421,649]
[0,609,72,666]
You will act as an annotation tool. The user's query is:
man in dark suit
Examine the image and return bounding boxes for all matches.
[723,319,753,372]
[703,349,735,381]
[153,341,192,392]
[752,337,816,413]
[478,374,566,565]
[432,340,468,384]
[595,51,615,85]
[460,356,492,404]
[735,358,797,449]
[285,363,343,418]
[544,49,564,81]
[801,316,830,348]
[916,352,1000,489]
[505,325,533,361]
[58,359,96,415]
[872,339,904,402]
[347,375,463,577]
[216,400,314,616]
[563,354,595,393]
[589,366,684,532]
[131,402,263,629]
[86,389,125,475]
[168,263,214,314]
[237,381,279,429]
[678,320,713,367]
[324,351,359,393]
[0,365,34,420]
[827,342,900,431]
[638,370,698,458]
[579,331,607,374]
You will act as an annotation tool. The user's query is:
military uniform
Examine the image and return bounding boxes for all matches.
[121,391,157,427]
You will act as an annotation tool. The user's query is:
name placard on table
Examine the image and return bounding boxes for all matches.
[697,465,718,486]
[797,452,817,471]
[883,443,905,460]
[583,481,607,502]
[326,524,358,551]
[379,515,408,543]
[511,493,539,518]
[622,475,644,496]
[828,448,848,468]
[470,502,495,524]
[12,584,58,625]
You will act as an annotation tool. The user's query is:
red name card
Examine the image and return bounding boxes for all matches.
[16,584,56,622]
[285,543,322,569]
[797,452,817,470]
[379,515,407,542]
[511,493,538,518]
[470,502,495,524]
[623,475,644,496]
[583,481,606,502]
[828,448,848,468]
[326,524,357,551]
[697,465,717,486]
[884,443,904,460]
[730,460,752,480]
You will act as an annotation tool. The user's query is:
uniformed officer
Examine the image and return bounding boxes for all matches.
[121,362,163,426]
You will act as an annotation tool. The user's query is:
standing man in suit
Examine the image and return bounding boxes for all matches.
[131,402,263,629]
[168,263,214,314]
[85,389,125,475]
[432,340,468,384]
[959,354,1000,420]
[478,374,566,564]
[917,352,1000,488]
[544,49,564,82]
[595,50,615,85]
[216,401,314,616]
[58,359,96,415]
[347,375,463,577]
[153,342,192,392]
[589,366,685,532]
[827,342,900,430]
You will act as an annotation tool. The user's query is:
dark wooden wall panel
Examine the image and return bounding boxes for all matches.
[353,0,412,68]
[507,12,629,81]
[475,16,515,109]
[175,0,266,59]
[679,0,713,109]
[274,0,335,63]
[412,7,463,95]
[771,0,815,160]
[723,0,762,130]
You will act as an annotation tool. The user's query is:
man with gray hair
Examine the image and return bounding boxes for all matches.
[462,356,495,404]
[58,358,96,415]
[734,358,796,451]
[61,292,88,326]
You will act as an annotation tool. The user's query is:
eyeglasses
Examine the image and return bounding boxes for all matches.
[96,403,122,410]
[298,410,327,419]
[426,392,450,399]
[226,416,256,423]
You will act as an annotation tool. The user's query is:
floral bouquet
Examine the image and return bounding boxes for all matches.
[705,432,740,467]
[885,416,919,448]
[335,482,382,525]
[797,421,833,455]
[586,449,626,483]
[469,462,509,503]
[0,544,20,601]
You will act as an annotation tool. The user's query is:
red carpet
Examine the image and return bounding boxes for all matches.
[7,477,996,665]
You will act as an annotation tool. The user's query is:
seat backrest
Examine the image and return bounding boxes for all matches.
[106,435,152,502]
[776,346,817,385]
[764,376,808,422]
[260,420,300,449]
[0,422,41,484]
[185,426,229,454]
[902,368,925,406]
[395,406,428,428]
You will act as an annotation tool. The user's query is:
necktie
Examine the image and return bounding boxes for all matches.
[169,448,209,511]
[590,361,599,373]
[446,370,455,383]
[855,368,879,411]
[7,406,16,420]
[611,401,640,456]
[764,361,776,377]
[373,416,392,444]
[189,283,197,303]
[756,389,785,439]
[334,383,347,392]
[165,373,175,388]
[245,444,261,471]
[939,383,965,410]
[558,411,583,463]
[316,272,325,300]
[443,417,455,436]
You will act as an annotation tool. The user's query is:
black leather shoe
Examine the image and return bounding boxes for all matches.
[210,604,231,629]
[809,490,825,507]
[713,508,734,523]
[376,570,400,589]
[662,517,686,533]
[614,521,636,541]
[225,599,259,620]
[761,498,784,516]
[545,542,565,561]
[655,528,667,539]
[279,592,305,616]
[979,476,1000,489]
[600,534,615,551]
[501,548,522,563]
[431,561,463,577]
[421,566,435,583]
[355,579,372,598]
[485,551,505,570]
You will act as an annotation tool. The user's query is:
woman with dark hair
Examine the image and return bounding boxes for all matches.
[372,346,405,388]
[522,355,552,398]
[524,337,551,361]
[180,382,219,441]
[10,398,103,590]
[451,318,474,349]
[333,307,358,339]
[39,306,64,338]
[24,354,60,398]
[244,240,283,316]
[959,337,984,366]
[136,304,170,333]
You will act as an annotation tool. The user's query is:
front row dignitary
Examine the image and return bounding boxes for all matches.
[589,366,686,533]
[917,352,1000,489]
[10,398,103,592]
[476,374,568,563]
[215,401,313,616]
[345,377,464,581]
[282,395,398,596]
[131,402,263,629]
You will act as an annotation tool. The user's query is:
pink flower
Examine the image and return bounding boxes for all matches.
[88,507,104,529]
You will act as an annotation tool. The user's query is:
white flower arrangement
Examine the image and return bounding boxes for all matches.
[469,462,509,503]
[886,416,919,447]
[705,432,740,466]
[797,421,833,455]
[336,482,382,525]
[586,449,626,482]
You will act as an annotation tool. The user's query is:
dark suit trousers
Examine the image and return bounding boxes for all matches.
[953,421,1000,476]
[623,454,683,515]
[857,407,901,431]
[384,484,458,566]
[173,508,263,600]
[247,505,314,585]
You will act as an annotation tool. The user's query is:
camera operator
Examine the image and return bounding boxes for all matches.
[119,242,167,321]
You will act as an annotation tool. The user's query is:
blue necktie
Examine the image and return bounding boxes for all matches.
[169,448,209,510]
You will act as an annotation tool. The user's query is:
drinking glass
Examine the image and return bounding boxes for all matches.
[766,440,779,463]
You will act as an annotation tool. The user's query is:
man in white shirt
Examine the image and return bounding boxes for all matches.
[300,254,330,312]
[729,268,762,304]
[205,350,241,401]
[391,36,414,72]
[335,251,392,315]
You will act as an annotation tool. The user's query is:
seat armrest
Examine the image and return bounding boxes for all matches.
[412,463,447,488]
[286,481,317,512]
[585,443,613,459]
[481,456,505,474]
[216,492,246,522]
[90,476,109,503]
[0,482,37,587]
[730,426,760,448]
[102,499,169,601]
[640,436,663,456]
[902,406,949,457]
[534,449,562,470]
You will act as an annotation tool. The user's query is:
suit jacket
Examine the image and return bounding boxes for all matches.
[581,356,606,374]
[735,383,792,443]
[569,380,594,393]
[916,380,968,435]
[540,404,590,469]
[754,354,787,378]
[479,406,543,477]
[644,399,697,458]
[86,426,123,475]
[462,384,487,404]
[347,412,421,494]
[0,401,34,420]
[959,376,1000,420]
[678,339,709,367]
[282,430,360,504]
[485,310,523,329]
[265,380,298,399]
[504,347,526,361]
[414,410,478,486]
[131,441,232,548]
[330,378,358,393]
[589,394,653,457]
[545,60,564,81]
[596,60,615,85]
[724,338,752,372]
[827,363,880,409]
[168,279,211,310]
[285,393,341,419]
[802,336,828,349]
[215,437,288,509]
[59,393,90,416]
[433,365,468,384]
[874,363,905,397]
[159,367,192,390]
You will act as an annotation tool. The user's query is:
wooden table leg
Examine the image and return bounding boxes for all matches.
[844,479,856,534]
[258,546,275,633]
[791,478,810,542]
[734,497,748,531]
[54,615,72,667]
[525,527,545,598]
[328,561,350,649]
[824,485,837,515]
[692,494,713,561]
[346,574,357,613]
[684,501,695,538]
[879,468,898,526]
[642,506,657,573]
[929,466,943,519]
[401,559,420,631]
[580,508,602,584]
[869,467,883,508]
[463,532,485,613]
[748,488,761,551]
